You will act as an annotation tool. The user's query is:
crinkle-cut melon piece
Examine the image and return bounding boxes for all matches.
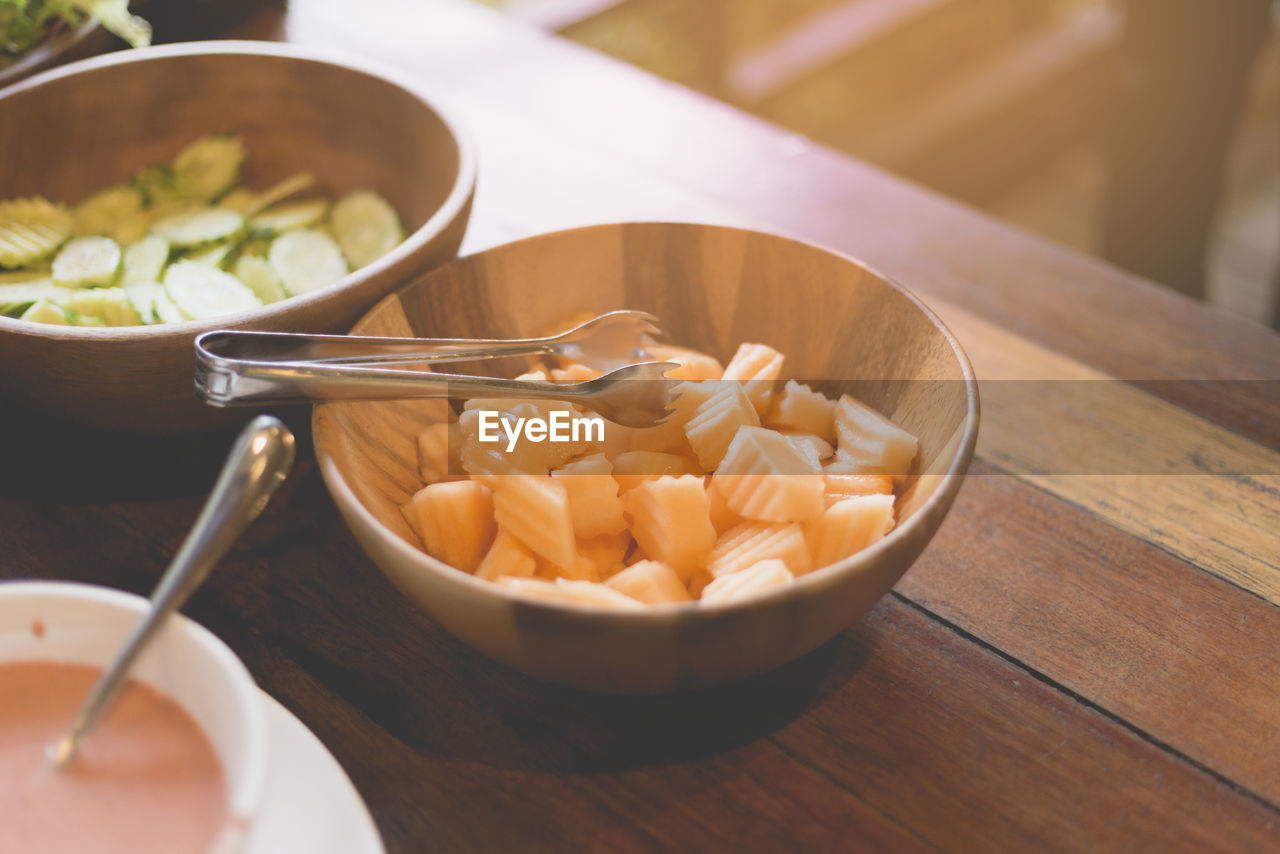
[707,520,811,578]
[623,475,716,580]
[712,426,824,523]
[417,421,462,484]
[833,394,919,480]
[643,342,724,381]
[687,569,714,599]
[721,342,784,414]
[766,380,837,443]
[683,381,760,471]
[494,577,645,610]
[400,480,495,573]
[823,473,894,507]
[551,453,627,538]
[624,379,707,456]
[457,408,549,482]
[610,450,701,493]
[782,432,835,470]
[805,493,896,570]
[706,479,739,534]
[550,362,603,382]
[605,560,692,604]
[537,551,599,582]
[700,559,794,605]
[576,530,632,580]
[475,530,538,583]
[491,475,577,569]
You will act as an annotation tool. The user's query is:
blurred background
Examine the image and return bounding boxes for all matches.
[468,0,1280,328]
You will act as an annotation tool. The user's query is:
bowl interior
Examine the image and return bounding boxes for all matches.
[0,43,459,235]
[318,221,974,572]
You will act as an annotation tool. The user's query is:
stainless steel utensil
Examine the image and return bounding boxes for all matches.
[47,415,296,770]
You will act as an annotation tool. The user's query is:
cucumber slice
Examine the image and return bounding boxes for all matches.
[0,197,74,269]
[125,281,164,323]
[239,237,271,258]
[59,289,107,319]
[220,187,257,214]
[330,190,404,269]
[69,312,105,327]
[0,267,53,284]
[20,299,70,325]
[99,288,144,326]
[133,165,183,207]
[184,241,239,269]
[246,172,315,217]
[151,288,187,324]
[250,199,330,237]
[0,280,74,316]
[151,207,245,249]
[74,185,144,237]
[233,254,286,304]
[164,260,262,319]
[112,210,154,246]
[122,234,170,285]
[172,135,246,201]
[52,236,123,288]
[268,229,348,296]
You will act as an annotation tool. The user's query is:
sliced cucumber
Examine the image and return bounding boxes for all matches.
[150,207,245,249]
[0,267,53,285]
[112,209,154,246]
[74,185,143,237]
[51,236,123,288]
[239,237,271,258]
[220,187,257,214]
[151,288,187,324]
[0,197,74,269]
[246,172,315,216]
[233,254,286,304]
[184,240,239,269]
[330,190,404,269]
[125,281,164,323]
[250,199,330,237]
[164,260,262,319]
[172,135,246,201]
[69,312,105,327]
[133,166,183,207]
[20,299,69,325]
[99,288,144,326]
[268,229,348,296]
[123,234,170,285]
[59,289,106,319]
[0,280,73,317]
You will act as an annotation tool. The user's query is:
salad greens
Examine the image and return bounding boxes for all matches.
[1,0,150,59]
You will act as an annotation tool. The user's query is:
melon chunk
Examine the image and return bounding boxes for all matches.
[491,475,576,569]
[805,494,896,569]
[701,559,795,605]
[605,560,692,604]
[623,475,716,579]
[712,426,824,523]
[683,382,760,470]
[833,394,919,479]
[401,480,495,572]
[766,380,837,443]
[552,453,627,538]
[495,577,644,610]
[475,530,537,582]
[721,342,784,414]
[707,520,811,578]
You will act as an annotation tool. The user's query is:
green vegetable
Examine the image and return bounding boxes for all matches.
[269,229,348,296]
[331,190,404,269]
[2,0,150,62]
[51,235,122,287]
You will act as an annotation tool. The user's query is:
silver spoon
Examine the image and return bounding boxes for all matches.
[47,414,296,771]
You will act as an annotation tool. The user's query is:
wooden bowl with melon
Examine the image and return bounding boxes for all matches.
[314,222,979,693]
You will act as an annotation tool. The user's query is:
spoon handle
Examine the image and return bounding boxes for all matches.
[49,414,296,769]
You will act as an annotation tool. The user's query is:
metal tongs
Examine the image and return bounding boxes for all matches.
[194,310,680,428]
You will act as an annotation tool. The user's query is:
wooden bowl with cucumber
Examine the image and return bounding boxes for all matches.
[0,41,475,432]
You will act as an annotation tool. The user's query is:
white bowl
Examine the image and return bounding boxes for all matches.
[0,581,269,852]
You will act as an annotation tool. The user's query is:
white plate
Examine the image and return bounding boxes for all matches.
[245,692,385,854]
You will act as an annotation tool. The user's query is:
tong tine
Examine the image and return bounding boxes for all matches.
[195,310,663,373]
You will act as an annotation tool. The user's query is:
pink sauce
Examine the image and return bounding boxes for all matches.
[0,661,228,854]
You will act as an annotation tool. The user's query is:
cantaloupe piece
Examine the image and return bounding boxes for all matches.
[626,379,710,455]
[644,342,724,381]
[494,576,644,610]
[687,569,714,599]
[400,480,495,572]
[491,475,577,569]
[577,530,632,579]
[623,474,716,579]
[782,432,835,469]
[611,450,702,493]
[711,426,824,523]
[537,551,600,582]
[707,520,811,578]
[604,560,692,604]
[475,530,538,582]
[683,382,760,470]
[700,558,794,604]
[823,473,894,507]
[766,380,837,442]
[706,479,739,534]
[416,421,461,484]
[805,493,896,569]
[551,453,627,538]
[833,394,919,479]
[550,362,603,382]
[457,408,548,482]
[721,342,784,414]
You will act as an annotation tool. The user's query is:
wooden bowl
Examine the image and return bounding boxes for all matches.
[0,19,104,90]
[0,41,475,431]
[314,223,979,693]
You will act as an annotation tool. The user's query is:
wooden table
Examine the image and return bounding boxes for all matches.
[6,0,1280,850]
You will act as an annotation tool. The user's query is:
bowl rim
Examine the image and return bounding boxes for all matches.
[0,578,270,822]
[315,221,981,621]
[0,39,477,340]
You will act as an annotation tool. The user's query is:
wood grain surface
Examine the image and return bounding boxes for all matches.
[1,0,1277,851]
